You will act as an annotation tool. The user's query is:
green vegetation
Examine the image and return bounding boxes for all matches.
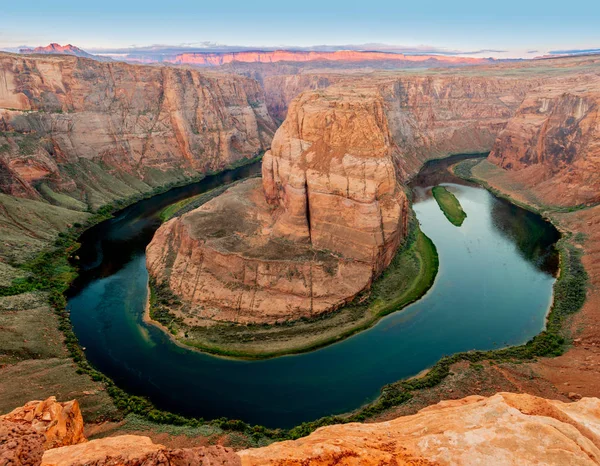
[148,220,439,359]
[432,185,467,226]
[158,176,258,222]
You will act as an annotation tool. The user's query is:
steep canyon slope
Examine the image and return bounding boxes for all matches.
[489,76,600,206]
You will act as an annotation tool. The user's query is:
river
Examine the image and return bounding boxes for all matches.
[67,156,559,428]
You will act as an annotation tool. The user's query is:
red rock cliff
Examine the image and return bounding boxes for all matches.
[173,50,490,67]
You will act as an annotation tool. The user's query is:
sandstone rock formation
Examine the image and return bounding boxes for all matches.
[0,396,85,449]
[8,393,600,465]
[240,393,600,465]
[489,77,600,206]
[0,52,276,208]
[147,89,409,324]
[41,436,240,466]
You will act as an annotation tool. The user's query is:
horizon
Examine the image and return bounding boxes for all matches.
[2,0,599,60]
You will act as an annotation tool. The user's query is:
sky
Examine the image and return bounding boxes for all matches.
[1,0,599,58]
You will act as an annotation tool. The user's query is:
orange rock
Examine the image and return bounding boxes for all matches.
[239,393,600,465]
[0,396,85,449]
[41,436,240,466]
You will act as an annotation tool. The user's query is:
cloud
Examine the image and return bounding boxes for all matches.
[86,42,509,58]
[548,48,600,55]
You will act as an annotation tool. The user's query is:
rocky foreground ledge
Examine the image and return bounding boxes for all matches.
[4,393,600,465]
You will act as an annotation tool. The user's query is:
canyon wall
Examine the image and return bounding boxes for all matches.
[6,393,600,465]
[489,77,600,206]
[258,72,550,168]
[0,53,276,209]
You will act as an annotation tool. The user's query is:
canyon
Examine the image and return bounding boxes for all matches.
[0,53,275,206]
[2,50,600,464]
[145,55,600,326]
[488,76,600,206]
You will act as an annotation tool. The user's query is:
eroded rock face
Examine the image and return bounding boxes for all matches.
[40,436,240,466]
[489,77,600,206]
[240,393,600,465]
[147,89,409,324]
[0,53,276,206]
[0,396,85,450]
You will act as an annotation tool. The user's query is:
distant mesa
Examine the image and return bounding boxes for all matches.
[15,44,493,67]
[19,43,112,61]
[171,49,493,66]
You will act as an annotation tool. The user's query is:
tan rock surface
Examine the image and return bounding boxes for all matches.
[41,436,240,466]
[0,421,45,466]
[239,393,600,465]
[0,396,85,450]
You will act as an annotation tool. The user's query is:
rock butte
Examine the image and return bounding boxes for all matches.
[146,90,410,324]
[5,393,600,465]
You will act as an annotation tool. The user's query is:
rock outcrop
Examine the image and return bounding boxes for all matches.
[147,89,409,324]
[40,436,240,466]
[8,393,600,465]
[0,396,85,449]
[240,393,600,465]
[489,77,600,206]
[0,52,276,208]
